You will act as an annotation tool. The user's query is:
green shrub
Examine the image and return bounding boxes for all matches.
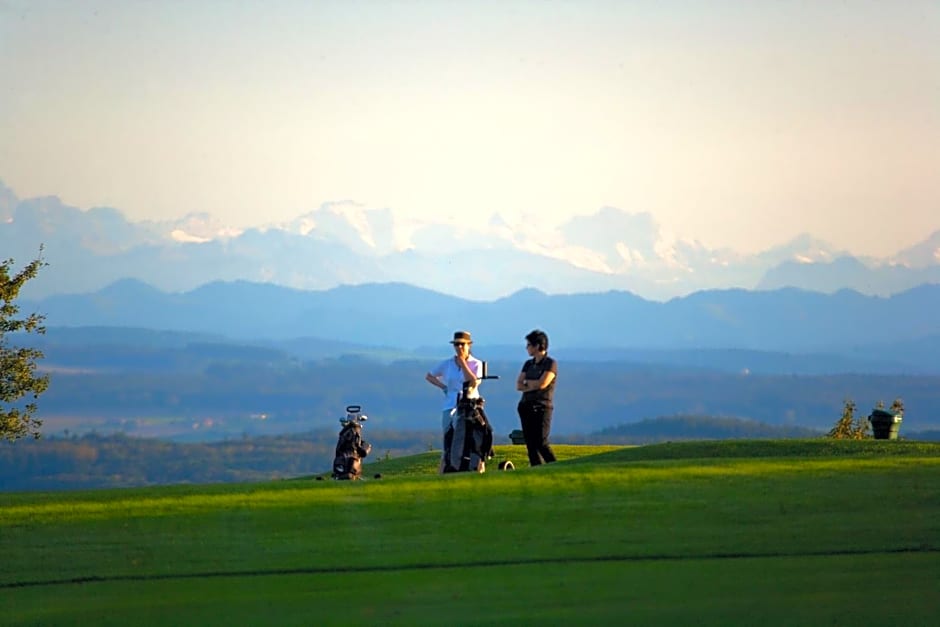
[827,399,870,440]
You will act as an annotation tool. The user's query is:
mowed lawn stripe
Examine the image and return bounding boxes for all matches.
[2,445,938,588]
[5,552,939,626]
[2,441,939,625]
[3,545,937,590]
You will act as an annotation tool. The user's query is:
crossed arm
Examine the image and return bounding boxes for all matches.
[516,370,555,392]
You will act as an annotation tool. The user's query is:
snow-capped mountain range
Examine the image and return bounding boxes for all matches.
[2,179,938,300]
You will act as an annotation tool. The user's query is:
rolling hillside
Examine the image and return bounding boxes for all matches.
[2,441,938,625]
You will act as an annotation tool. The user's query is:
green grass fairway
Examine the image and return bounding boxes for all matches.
[2,440,939,626]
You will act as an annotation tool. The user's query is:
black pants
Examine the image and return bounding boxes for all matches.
[517,401,556,466]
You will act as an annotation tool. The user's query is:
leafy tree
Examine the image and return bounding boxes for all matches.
[1,250,50,441]
[827,399,870,440]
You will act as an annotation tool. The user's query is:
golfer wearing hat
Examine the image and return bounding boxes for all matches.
[425,330,484,472]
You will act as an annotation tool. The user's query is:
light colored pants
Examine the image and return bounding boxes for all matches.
[439,409,455,473]
[441,408,456,433]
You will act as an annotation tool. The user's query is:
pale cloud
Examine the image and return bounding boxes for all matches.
[519,241,613,275]
[614,243,646,269]
[170,229,210,244]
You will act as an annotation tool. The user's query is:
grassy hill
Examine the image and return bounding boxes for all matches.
[2,440,939,625]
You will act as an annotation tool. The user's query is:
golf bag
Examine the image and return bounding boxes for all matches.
[443,392,494,473]
[331,405,372,480]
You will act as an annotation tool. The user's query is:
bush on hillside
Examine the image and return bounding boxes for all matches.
[827,399,871,440]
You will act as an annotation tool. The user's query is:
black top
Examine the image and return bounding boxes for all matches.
[520,355,557,406]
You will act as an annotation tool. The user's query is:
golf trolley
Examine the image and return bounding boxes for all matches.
[331,404,372,480]
[443,362,513,473]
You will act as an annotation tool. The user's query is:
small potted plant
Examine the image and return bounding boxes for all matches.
[869,398,903,440]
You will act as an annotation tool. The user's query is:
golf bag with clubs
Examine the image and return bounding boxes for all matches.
[443,374,496,473]
[331,405,372,480]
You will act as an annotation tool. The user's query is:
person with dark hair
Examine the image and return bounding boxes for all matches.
[515,329,557,466]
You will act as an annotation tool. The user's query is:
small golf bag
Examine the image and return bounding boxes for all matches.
[331,405,372,480]
[443,393,494,473]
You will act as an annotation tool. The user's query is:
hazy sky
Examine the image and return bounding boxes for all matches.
[1,0,938,256]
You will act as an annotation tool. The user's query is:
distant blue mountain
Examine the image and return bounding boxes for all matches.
[758,255,940,294]
[23,279,940,373]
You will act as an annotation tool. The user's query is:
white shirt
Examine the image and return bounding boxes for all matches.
[430,355,483,410]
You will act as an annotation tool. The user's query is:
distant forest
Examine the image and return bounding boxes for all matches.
[0,428,434,491]
[3,416,937,492]
[34,354,940,441]
[5,325,939,491]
